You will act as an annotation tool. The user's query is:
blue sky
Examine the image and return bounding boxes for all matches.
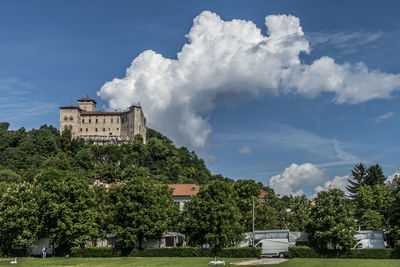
[1,0,400,196]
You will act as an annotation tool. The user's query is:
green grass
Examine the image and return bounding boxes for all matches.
[275,258,400,267]
[1,257,400,267]
[0,257,246,267]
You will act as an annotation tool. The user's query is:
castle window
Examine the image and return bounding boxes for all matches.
[82,119,85,123]
[117,118,119,123]
[95,128,98,132]
[86,128,88,132]
[70,116,73,121]
[80,128,82,132]
[96,118,98,123]
[64,116,68,121]
[103,128,105,132]
[89,119,91,123]
[103,118,106,123]
[111,118,113,123]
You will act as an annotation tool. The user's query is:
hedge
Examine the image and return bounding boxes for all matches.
[289,246,400,259]
[71,246,261,258]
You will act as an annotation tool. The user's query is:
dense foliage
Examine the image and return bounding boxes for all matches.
[2,122,400,254]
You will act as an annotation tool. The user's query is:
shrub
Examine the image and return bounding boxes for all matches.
[71,246,261,258]
[289,246,321,258]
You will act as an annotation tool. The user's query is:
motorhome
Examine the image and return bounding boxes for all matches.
[353,230,385,249]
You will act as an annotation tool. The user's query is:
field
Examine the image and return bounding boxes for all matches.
[1,257,400,266]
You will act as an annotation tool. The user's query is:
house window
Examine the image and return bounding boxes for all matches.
[86,128,88,132]
[95,128,98,132]
[64,116,68,121]
[103,118,106,123]
[111,118,113,123]
[80,128,82,132]
[109,132,112,136]
[103,128,105,132]
[117,118,119,123]
[89,119,91,123]
[117,128,119,131]
[70,116,73,121]
[96,118,98,123]
[82,119,85,123]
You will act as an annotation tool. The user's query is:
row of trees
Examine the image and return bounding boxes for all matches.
[1,122,400,252]
[1,161,400,252]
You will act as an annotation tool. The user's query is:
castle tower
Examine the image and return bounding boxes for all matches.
[78,97,96,111]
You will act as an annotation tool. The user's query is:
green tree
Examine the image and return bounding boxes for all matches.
[0,182,40,252]
[347,163,367,199]
[307,189,356,250]
[37,168,97,248]
[361,210,384,230]
[109,171,176,248]
[365,164,386,186]
[233,180,262,232]
[287,195,311,231]
[182,180,244,246]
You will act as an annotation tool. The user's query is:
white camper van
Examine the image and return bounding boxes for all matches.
[353,230,385,249]
[255,239,289,257]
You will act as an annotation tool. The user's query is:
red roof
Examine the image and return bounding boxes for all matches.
[168,184,200,196]
[258,189,267,199]
[78,97,97,104]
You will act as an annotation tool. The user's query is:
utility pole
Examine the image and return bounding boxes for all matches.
[252,196,255,246]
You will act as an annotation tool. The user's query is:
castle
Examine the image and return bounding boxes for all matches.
[59,97,146,143]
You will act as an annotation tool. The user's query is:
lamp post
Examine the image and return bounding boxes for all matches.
[252,196,255,246]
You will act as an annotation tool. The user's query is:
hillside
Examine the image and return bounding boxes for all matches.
[0,122,213,185]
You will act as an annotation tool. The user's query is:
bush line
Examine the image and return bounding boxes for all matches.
[70,247,261,258]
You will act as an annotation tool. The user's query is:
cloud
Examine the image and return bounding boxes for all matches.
[237,146,251,155]
[387,172,400,183]
[374,111,395,122]
[215,124,361,165]
[0,78,56,125]
[269,163,325,196]
[307,31,382,49]
[97,11,400,151]
[312,175,350,199]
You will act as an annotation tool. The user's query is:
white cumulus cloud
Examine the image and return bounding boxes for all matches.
[97,11,400,151]
[312,175,350,199]
[269,163,325,196]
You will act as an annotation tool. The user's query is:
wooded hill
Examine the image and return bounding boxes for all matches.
[0,122,215,185]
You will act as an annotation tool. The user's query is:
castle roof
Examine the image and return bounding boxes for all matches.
[78,97,97,104]
[80,110,125,115]
[60,105,79,109]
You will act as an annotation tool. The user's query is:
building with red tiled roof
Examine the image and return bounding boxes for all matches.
[168,184,200,211]
[258,189,267,199]
[60,97,146,144]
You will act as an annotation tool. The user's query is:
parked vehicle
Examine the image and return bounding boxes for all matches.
[255,238,289,257]
[354,239,384,249]
[353,230,385,249]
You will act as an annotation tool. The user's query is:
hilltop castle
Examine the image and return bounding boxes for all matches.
[60,97,146,143]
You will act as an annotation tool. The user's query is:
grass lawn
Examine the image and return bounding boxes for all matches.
[274,258,400,267]
[1,257,400,266]
[0,257,246,267]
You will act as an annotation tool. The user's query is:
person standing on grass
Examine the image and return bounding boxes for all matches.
[42,246,46,258]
